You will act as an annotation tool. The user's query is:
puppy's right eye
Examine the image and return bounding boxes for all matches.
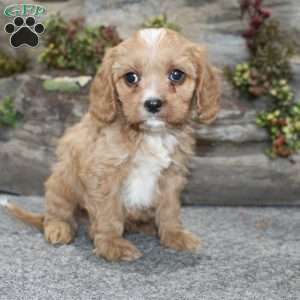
[125,72,139,85]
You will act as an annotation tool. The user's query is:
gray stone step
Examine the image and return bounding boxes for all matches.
[83,0,300,68]
[184,143,300,206]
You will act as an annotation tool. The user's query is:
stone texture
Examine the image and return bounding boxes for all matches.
[0,74,88,195]
[194,81,269,143]
[184,143,300,206]
[84,0,300,39]
[0,195,299,300]
[83,0,300,67]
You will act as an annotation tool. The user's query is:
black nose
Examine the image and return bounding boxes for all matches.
[144,98,163,113]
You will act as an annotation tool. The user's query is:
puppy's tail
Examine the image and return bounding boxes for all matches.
[0,198,44,231]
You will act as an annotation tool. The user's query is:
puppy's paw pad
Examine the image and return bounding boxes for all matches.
[161,230,201,252]
[44,221,74,245]
[94,237,143,261]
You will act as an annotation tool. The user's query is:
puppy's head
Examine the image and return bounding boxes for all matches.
[89,28,220,130]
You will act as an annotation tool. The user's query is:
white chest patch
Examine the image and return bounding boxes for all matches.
[122,132,178,210]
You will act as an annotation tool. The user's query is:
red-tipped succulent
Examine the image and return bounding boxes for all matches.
[239,0,271,49]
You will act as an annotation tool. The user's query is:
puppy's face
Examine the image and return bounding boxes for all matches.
[90,29,220,130]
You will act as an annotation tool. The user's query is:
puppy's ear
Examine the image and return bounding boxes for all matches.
[89,48,117,123]
[192,46,220,124]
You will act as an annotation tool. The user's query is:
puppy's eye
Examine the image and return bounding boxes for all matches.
[169,69,185,83]
[125,72,140,85]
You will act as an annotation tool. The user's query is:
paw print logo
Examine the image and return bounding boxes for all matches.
[4,16,45,48]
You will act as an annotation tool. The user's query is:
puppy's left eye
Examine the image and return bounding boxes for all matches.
[169,69,185,83]
[125,72,140,85]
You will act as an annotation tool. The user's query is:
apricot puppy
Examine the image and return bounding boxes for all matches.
[6,28,220,261]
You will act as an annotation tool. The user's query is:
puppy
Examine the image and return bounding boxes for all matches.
[5,28,220,261]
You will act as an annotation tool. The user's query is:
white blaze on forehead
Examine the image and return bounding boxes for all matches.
[143,82,159,102]
[139,28,166,47]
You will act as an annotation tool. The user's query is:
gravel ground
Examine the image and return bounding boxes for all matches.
[0,195,299,300]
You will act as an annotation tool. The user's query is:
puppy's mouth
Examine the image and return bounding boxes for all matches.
[140,116,166,132]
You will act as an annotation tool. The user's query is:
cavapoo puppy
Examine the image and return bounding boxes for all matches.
[4,28,220,261]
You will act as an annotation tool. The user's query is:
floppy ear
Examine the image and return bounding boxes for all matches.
[89,48,117,123]
[192,46,220,124]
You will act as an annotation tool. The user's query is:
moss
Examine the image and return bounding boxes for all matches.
[0,51,27,78]
[42,78,81,93]
[0,97,22,128]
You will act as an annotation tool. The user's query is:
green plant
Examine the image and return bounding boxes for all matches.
[268,80,293,104]
[229,1,299,157]
[0,97,22,128]
[250,19,295,80]
[231,19,295,98]
[257,103,300,157]
[0,51,27,78]
[142,14,181,31]
[39,15,122,74]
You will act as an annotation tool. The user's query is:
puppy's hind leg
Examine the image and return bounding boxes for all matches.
[44,178,78,245]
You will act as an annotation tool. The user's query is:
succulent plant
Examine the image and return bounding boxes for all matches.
[257,102,300,157]
[0,51,27,78]
[142,14,181,32]
[230,1,300,157]
[39,15,122,74]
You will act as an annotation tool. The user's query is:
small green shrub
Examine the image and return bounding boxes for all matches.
[250,19,295,80]
[39,15,122,74]
[142,14,181,32]
[230,19,295,98]
[229,1,299,158]
[0,51,27,78]
[0,97,22,128]
[257,102,300,157]
[269,80,294,104]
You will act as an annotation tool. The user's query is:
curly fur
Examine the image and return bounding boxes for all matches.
[6,29,220,261]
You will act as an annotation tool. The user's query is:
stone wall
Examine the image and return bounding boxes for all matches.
[0,0,299,205]
[0,72,299,205]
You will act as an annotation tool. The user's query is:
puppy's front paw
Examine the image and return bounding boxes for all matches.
[94,237,143,262]
[44,221,74,245]
[161,229,201,252]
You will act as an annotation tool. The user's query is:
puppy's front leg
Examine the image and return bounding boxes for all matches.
[87,191,142,262]
[156,173,201,252]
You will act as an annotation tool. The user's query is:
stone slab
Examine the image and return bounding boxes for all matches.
[184,143,300,206]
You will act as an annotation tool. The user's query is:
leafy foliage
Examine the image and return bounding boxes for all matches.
[142,14,181,32]
[231,19,295,98]
[39,15,122,74]
[239,0,271,49]
[0,97,22,128]
[230,1,299,157]
[0,51,27,78]
[257,103,300,157]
